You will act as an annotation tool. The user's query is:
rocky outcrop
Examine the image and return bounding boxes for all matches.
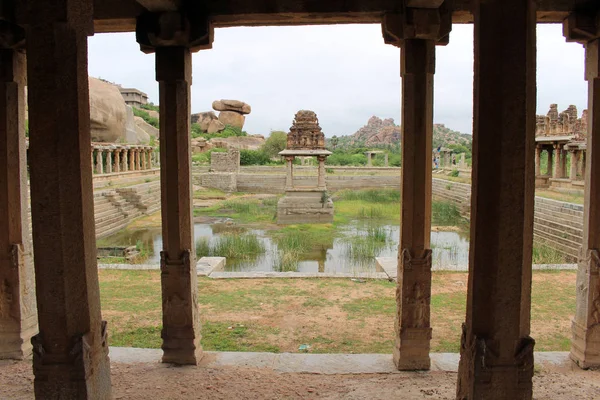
[89,77,128,143]
[212,99,251,114]
[217,110,245,129]
[134,116,159,142]
[352,116,401,146]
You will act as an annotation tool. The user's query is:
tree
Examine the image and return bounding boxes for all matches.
[262,131,288,158]
[330,135,339,150]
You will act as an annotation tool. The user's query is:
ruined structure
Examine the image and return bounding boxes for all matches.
[277,111,333,224]
[535,104,588,190]
[1,1,600,399]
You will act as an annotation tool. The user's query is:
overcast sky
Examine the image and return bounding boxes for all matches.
[88,23,587,137]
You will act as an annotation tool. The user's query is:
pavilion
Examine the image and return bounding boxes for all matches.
[1,1,599,399]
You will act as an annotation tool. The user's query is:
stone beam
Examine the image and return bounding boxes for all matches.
[24,0,112,397]
[13,0,591,33]
[136,0,180,12]
[0,47,37,360]
[456,0,537,398]
[136,11,213,53]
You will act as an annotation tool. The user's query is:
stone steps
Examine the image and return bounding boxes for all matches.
[533,228,580,259]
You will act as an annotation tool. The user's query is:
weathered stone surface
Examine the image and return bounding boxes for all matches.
[352,116,401,146]
[277,191,333,224]
[89,77,128,143]
[208,135,264,151]
[146,109,159,120]
[133,116,157,144]
[207,118,225,134]
[218,110,245,129]
[212,99,251,114]
[286,110,326,150]
[192,111,219,131]
[210,150,240,173]
[536,103,587,141]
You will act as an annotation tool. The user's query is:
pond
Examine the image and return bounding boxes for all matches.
[99,220,470,274]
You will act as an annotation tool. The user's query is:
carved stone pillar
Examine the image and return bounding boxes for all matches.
[114,149,120,173]
[456,0,536,398]
[122,149,128,172]
[382,3,450,371]
[534,145,541,176]
[565,30,600,368]
[136,148,142,170]
[317,155,326,190]
[553,144,561,178]
[547,146,554,176]
[0,45,37,360]
[96,148,104,174]
[129,148,135,171]
[285,156,294,190]
[25,0,112,395]
[570,149,579,181]
[106,149,113,174]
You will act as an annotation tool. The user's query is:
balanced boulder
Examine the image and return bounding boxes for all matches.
[212,99,251,114]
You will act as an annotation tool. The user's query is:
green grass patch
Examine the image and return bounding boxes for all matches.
[196,234,266,262]
[432,201,464,226]
[336,189,400,203]
[532,241,569,264]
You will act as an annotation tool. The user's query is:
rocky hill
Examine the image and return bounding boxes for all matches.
[336,116,472,149]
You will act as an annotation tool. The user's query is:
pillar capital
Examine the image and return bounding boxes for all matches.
[381,0,451,47]
[0,20,25,49]
[136,11,213,54]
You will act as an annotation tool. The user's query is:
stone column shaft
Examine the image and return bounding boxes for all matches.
[366,153,372,167]
[25,0,112,395]
[0,48,37,360]
[114,150,120,173]
[547,147,554,176]
[129,149,135,171]
[570,150,579,181]
[96,149,104,174]
[157,46,201,365]
[384,153,389,167]
[571,38,600,369]
[534,145,541,176]
[122,150,128,172]
[106,150,113,174]
[285,156,294,190]
[317,155,326,190]
[136,149,142,170]
[456,0,536,398]
[395,38,434,371]
[553,145,562,178]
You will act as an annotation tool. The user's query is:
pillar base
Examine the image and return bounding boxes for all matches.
[570,319,600,369]
[276,190,334,224]
[393,327,432,370]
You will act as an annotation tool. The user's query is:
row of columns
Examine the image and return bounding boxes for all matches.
[91,145,156,175]
[284,155,327,190]
[534,144,586,181]
[1,1,600,399]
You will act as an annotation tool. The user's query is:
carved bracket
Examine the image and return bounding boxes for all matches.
[0,19,25,49]
[136,11,213,54]
[382,0,452,47]
[564,11,600,44]
[160,250,192,273]
[401,248,432,271]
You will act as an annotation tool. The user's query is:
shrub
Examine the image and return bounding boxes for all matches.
[240,149,271,166]
[261,131,287,158]
[449,169,460,177]
[132,107,159,128]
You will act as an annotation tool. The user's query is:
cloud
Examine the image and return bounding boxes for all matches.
[88,23,586,137]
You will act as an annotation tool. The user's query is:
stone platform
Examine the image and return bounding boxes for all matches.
[277,189,334,224]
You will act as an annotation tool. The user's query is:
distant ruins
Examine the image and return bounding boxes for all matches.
[277,111,333,224]
[535,104,587,190]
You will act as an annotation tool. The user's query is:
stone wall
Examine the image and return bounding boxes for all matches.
[200,173,238,192]
[210,149,240,172]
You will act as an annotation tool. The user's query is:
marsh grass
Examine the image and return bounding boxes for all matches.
[432,201,464,226]
[336,189,400,203]
[196,234,266,261]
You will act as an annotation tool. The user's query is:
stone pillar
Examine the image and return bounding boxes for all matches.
[395,38,435,371]
[547,146,554,176]
[384,153,389,167]
[456,0,536,398]
[553,144,562,178]
[25,0,112,395]
[285,156,294,190]
[114,149,121,173]
[136,148,142,170]
[569,149,579,181]
[141,149,147,170]
[534,145,541,176]
[562,147,568,178]
[366,152,372,167]
[106,150,113,174]
[122,149,128,172]
[0,46,37,360]
[156,47,201,364]
[579,150,586,179]
[569,37,600,369]
[95,148,104,174]
[129,148,135,171]
[317,155,326,190]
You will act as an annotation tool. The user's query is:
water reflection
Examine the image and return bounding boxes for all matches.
[99,221,470,273]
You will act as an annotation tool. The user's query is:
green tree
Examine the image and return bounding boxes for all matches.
[330,135,339,150]
[261,131,287,158]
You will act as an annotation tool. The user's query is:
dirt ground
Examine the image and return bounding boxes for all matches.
[1,360,599,399]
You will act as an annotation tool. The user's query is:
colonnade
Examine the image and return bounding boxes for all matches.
[535,143,586,181]
[0,0,599,399]
[91,144,156,175]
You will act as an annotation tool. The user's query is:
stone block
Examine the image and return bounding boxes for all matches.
[277,190,334,224]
